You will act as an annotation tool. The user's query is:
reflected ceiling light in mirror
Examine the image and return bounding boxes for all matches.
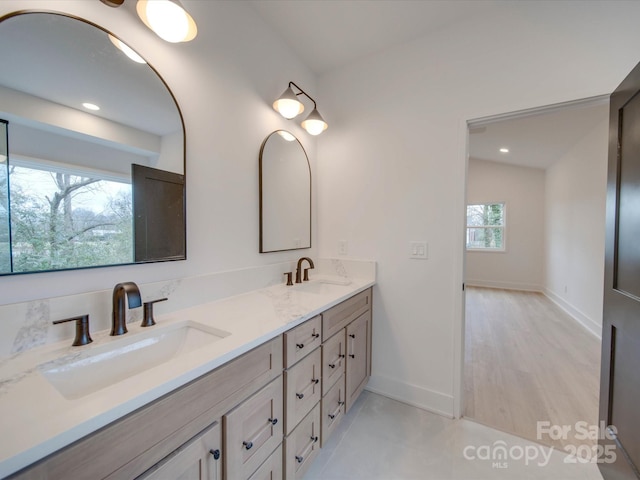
[108,34,147,64]
[82,102,100,111]
[273,81,328,135]
[277,130,296,142]
[499,147,509,153]
[137,0,198,43]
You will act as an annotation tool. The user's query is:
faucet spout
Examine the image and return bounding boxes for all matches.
[111,282,142,336]
[295,257,315,283]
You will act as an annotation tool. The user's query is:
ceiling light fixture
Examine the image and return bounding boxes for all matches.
[100,0,197,43]
[82,102,100,111]
[108,34,147,64]
[499,148,509,153]
[273,81,328,136]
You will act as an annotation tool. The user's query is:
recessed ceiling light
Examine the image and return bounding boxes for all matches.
[82,102,100,111]
[499,148,509,153]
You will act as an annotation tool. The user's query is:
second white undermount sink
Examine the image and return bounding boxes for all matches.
[39,321,230,400]
[292,278,351,295]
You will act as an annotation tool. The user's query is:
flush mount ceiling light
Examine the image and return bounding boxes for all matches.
[82,102,100,111]
[273,81,328,136]
[499,147,510,153]
[100,0,197,43]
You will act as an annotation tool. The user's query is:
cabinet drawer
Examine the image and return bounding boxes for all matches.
[284,347,322,435]
[284,403,320,480]
[137,421,222,480]
[322,288,371,340]
[321,375,345,447]
[224,376,283,480]
[247,444,283,480]
[321,329,346,396]
[284,315,322,368]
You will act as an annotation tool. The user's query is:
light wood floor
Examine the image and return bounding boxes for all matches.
[463,286,601,451]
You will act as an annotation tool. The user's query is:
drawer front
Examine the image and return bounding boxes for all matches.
[322,288,372,340]
[284,347,322,435]
[321,329,346,396]
[247,445,283,480]
[321,375,345,447]
[224,376,283,480]
[284,403,320,480]
[284,315,322,368]
[138,421,222,480]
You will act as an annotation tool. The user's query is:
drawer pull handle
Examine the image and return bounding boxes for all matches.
[339,354,345,359]
[311,435,319,443]
[295,455,304,464]
[312,333,320,339]
[339,401,345,406]
[243,441,253,450]
[349,354,355,359]
[268,417,278,425]
[296,392,304,399]
[312,378,320,385]
[209,449,221,460]
[296,343,304,349]
[329,402,343,420]
[349,334,356,338]
[329,363,336,369]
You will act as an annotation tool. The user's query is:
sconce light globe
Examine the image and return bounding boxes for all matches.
[137,0,197,43]
[301,108,328,136]
[273,86,304,119]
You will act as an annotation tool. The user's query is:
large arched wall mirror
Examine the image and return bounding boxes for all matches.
[0,12,186,275]
[259,130,311,253]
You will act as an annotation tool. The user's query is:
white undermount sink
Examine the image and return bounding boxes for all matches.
[39,321,230,400]
[292,277,352,295]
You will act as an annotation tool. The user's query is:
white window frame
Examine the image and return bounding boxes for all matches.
[466,202,506,252]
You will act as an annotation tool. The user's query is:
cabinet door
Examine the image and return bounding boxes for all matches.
[137,421,222,480]
[345,309,371,412]
[321,375,345,447]
[247,445,283,480]
[321,329,346,396]
[224,376,283,480]
[284,347,322,435]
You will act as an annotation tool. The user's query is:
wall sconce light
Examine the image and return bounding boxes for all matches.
[100,0,198,43]
[273,81,328,136]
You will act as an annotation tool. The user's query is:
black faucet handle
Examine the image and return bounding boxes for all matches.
[303,268,312,282]
[284,272,293,286]
[141,298,168,327]
[53,314,92,346]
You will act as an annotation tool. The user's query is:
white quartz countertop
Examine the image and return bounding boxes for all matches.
[0,274,375,478]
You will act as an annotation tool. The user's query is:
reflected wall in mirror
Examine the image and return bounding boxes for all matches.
[259,130,311,252]
[0,12,185,275]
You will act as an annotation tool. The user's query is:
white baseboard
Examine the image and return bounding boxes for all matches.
[465,279,542,292]
[365,374,454,418]
[543,288,602,339]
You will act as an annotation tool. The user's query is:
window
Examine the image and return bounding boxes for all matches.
[466,203,505,251]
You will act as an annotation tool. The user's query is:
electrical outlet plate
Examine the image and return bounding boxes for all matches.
[409,241,428,259]
[338,240,348,255]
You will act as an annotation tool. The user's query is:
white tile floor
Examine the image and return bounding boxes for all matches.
[304,391,604,480]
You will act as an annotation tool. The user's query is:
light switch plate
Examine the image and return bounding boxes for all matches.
[338,240,348,255]
[409,241,428,259]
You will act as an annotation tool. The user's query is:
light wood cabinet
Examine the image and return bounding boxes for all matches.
[224,376,283,480]
[247,445,283,480]
[345,309,371,412]
[283,315,321,368]
[284,403,321,480]
[284,346,321,435]
[322,288,371,341]
[321,328,346,396]
[320,375,345,447]
[137,421,222,480]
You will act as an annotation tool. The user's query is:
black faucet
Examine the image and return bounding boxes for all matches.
[111,282,142,336]
[295,257,315,283]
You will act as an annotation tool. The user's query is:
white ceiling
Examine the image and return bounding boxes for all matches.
[469,100,609,170]
[247,0,503,75]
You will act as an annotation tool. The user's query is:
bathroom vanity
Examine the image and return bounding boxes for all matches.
[1,276,373,480]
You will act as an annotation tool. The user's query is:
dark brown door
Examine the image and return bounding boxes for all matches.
[599,61,640,480]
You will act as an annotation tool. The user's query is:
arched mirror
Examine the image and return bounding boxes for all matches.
[259,130,311,252]
[0,12,185,275]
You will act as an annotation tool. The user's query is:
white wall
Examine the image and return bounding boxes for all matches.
[465,159,545,291]
[544,116,608,336]
[316,1,640,416]
[0,0,317,305]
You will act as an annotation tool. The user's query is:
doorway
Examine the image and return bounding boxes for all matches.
[462,97,607,451]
